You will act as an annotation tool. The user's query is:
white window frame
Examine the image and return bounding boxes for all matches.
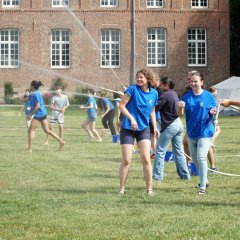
[51,29,71,69]
[188,28,207,67]
[191,0,208,8]
[147,28,167,67]
[0,29,19,68]
[52,0,69,7]
[2,0,20,8]
[146,0,163,8]
[100,0,118,7]
[101,29,120,68]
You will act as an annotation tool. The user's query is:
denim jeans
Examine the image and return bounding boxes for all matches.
[153,118,190,181]
[188,137,212,190]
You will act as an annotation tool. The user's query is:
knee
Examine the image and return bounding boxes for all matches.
[141,156,151,166]
[121,158,131,167]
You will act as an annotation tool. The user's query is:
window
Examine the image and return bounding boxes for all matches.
[52,0,69,7]
[2,0,20,7]
[101,30,120,68]
[51,30,70,68]
[188,28,207,66]
[146,0,163,8]
[0,29,19,68]
[191,0,208,8]
[101,0,117,7]
[147,28,166,67]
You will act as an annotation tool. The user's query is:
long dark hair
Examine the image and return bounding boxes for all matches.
[31,80,44,90]
[160,77,175,90]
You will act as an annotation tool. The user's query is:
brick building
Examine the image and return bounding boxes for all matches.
[0,0,230,95]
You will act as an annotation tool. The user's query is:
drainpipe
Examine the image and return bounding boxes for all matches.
[130,0,136,85]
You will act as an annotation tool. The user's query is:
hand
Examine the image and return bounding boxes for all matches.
[153,128,160,138]
[220,99,230,107]
[130,118,138,130]
[210,107,217,115]
[178,101,185,108]
[80,105,84,109]
[101,114,105,118]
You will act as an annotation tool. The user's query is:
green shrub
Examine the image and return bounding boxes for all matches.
[3,81,21,104]
[70,86,90,105]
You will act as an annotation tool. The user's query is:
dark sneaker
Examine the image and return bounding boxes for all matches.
[196,183,209,188]
[209,168,218,174]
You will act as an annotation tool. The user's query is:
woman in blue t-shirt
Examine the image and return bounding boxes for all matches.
[178,72,217,195]
[80,89,102,142]
[25,80,65,152]
[119,68,159,196]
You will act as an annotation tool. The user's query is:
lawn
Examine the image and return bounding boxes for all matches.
[0,106,239,240]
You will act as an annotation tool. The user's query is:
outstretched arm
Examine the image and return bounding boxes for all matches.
[220,99,240,107]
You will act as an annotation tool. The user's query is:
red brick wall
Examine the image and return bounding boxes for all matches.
[0,0,230,96]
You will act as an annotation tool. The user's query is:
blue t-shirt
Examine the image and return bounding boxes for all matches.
[181,89,217,139]
[122,84,158,131]
[29,90,47,118]
[103,98,114,110]
[86,97,97,114]
[24,101,32,116]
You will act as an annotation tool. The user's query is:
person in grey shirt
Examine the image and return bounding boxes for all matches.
[44,86,69,145]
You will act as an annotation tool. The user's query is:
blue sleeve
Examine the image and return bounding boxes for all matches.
[103,98,108,106]
[125,85,134,97]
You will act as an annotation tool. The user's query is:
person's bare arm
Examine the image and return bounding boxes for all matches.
[119,94,138,130]
[220,99,240,107]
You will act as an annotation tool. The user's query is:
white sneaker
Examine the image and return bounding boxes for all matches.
[118,189,125,194]
[147,189,155,196]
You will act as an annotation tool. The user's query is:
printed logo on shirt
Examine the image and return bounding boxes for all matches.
[149,99,152,104]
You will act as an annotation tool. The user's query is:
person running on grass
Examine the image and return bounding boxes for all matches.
[18,89,34,132]
[119,68,159,196]
[20,80,65,153]
[99,91,116,136]
[44,85,69,145]
[80,89,102,142]
[178,72,217,195]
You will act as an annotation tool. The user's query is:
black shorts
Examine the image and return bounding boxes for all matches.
[120,127,151,145]
[33,115,47,121]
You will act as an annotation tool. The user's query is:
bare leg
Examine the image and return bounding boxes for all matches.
[28,119,39,152]
[138,140,153,191]
[212,125,220,146]
[82,119,95,138]
[44,123,53,145]
[89,121,102,141]
[58,124,64,140]
[40,119,65,149]
[119,144,133,192]
[208,146,216,169]
[183,134,191,165]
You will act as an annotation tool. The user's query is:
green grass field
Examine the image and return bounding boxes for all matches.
[0,106,240,240]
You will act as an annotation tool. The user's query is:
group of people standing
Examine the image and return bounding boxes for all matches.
[118,68,221,196]
[18,71,237,196]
